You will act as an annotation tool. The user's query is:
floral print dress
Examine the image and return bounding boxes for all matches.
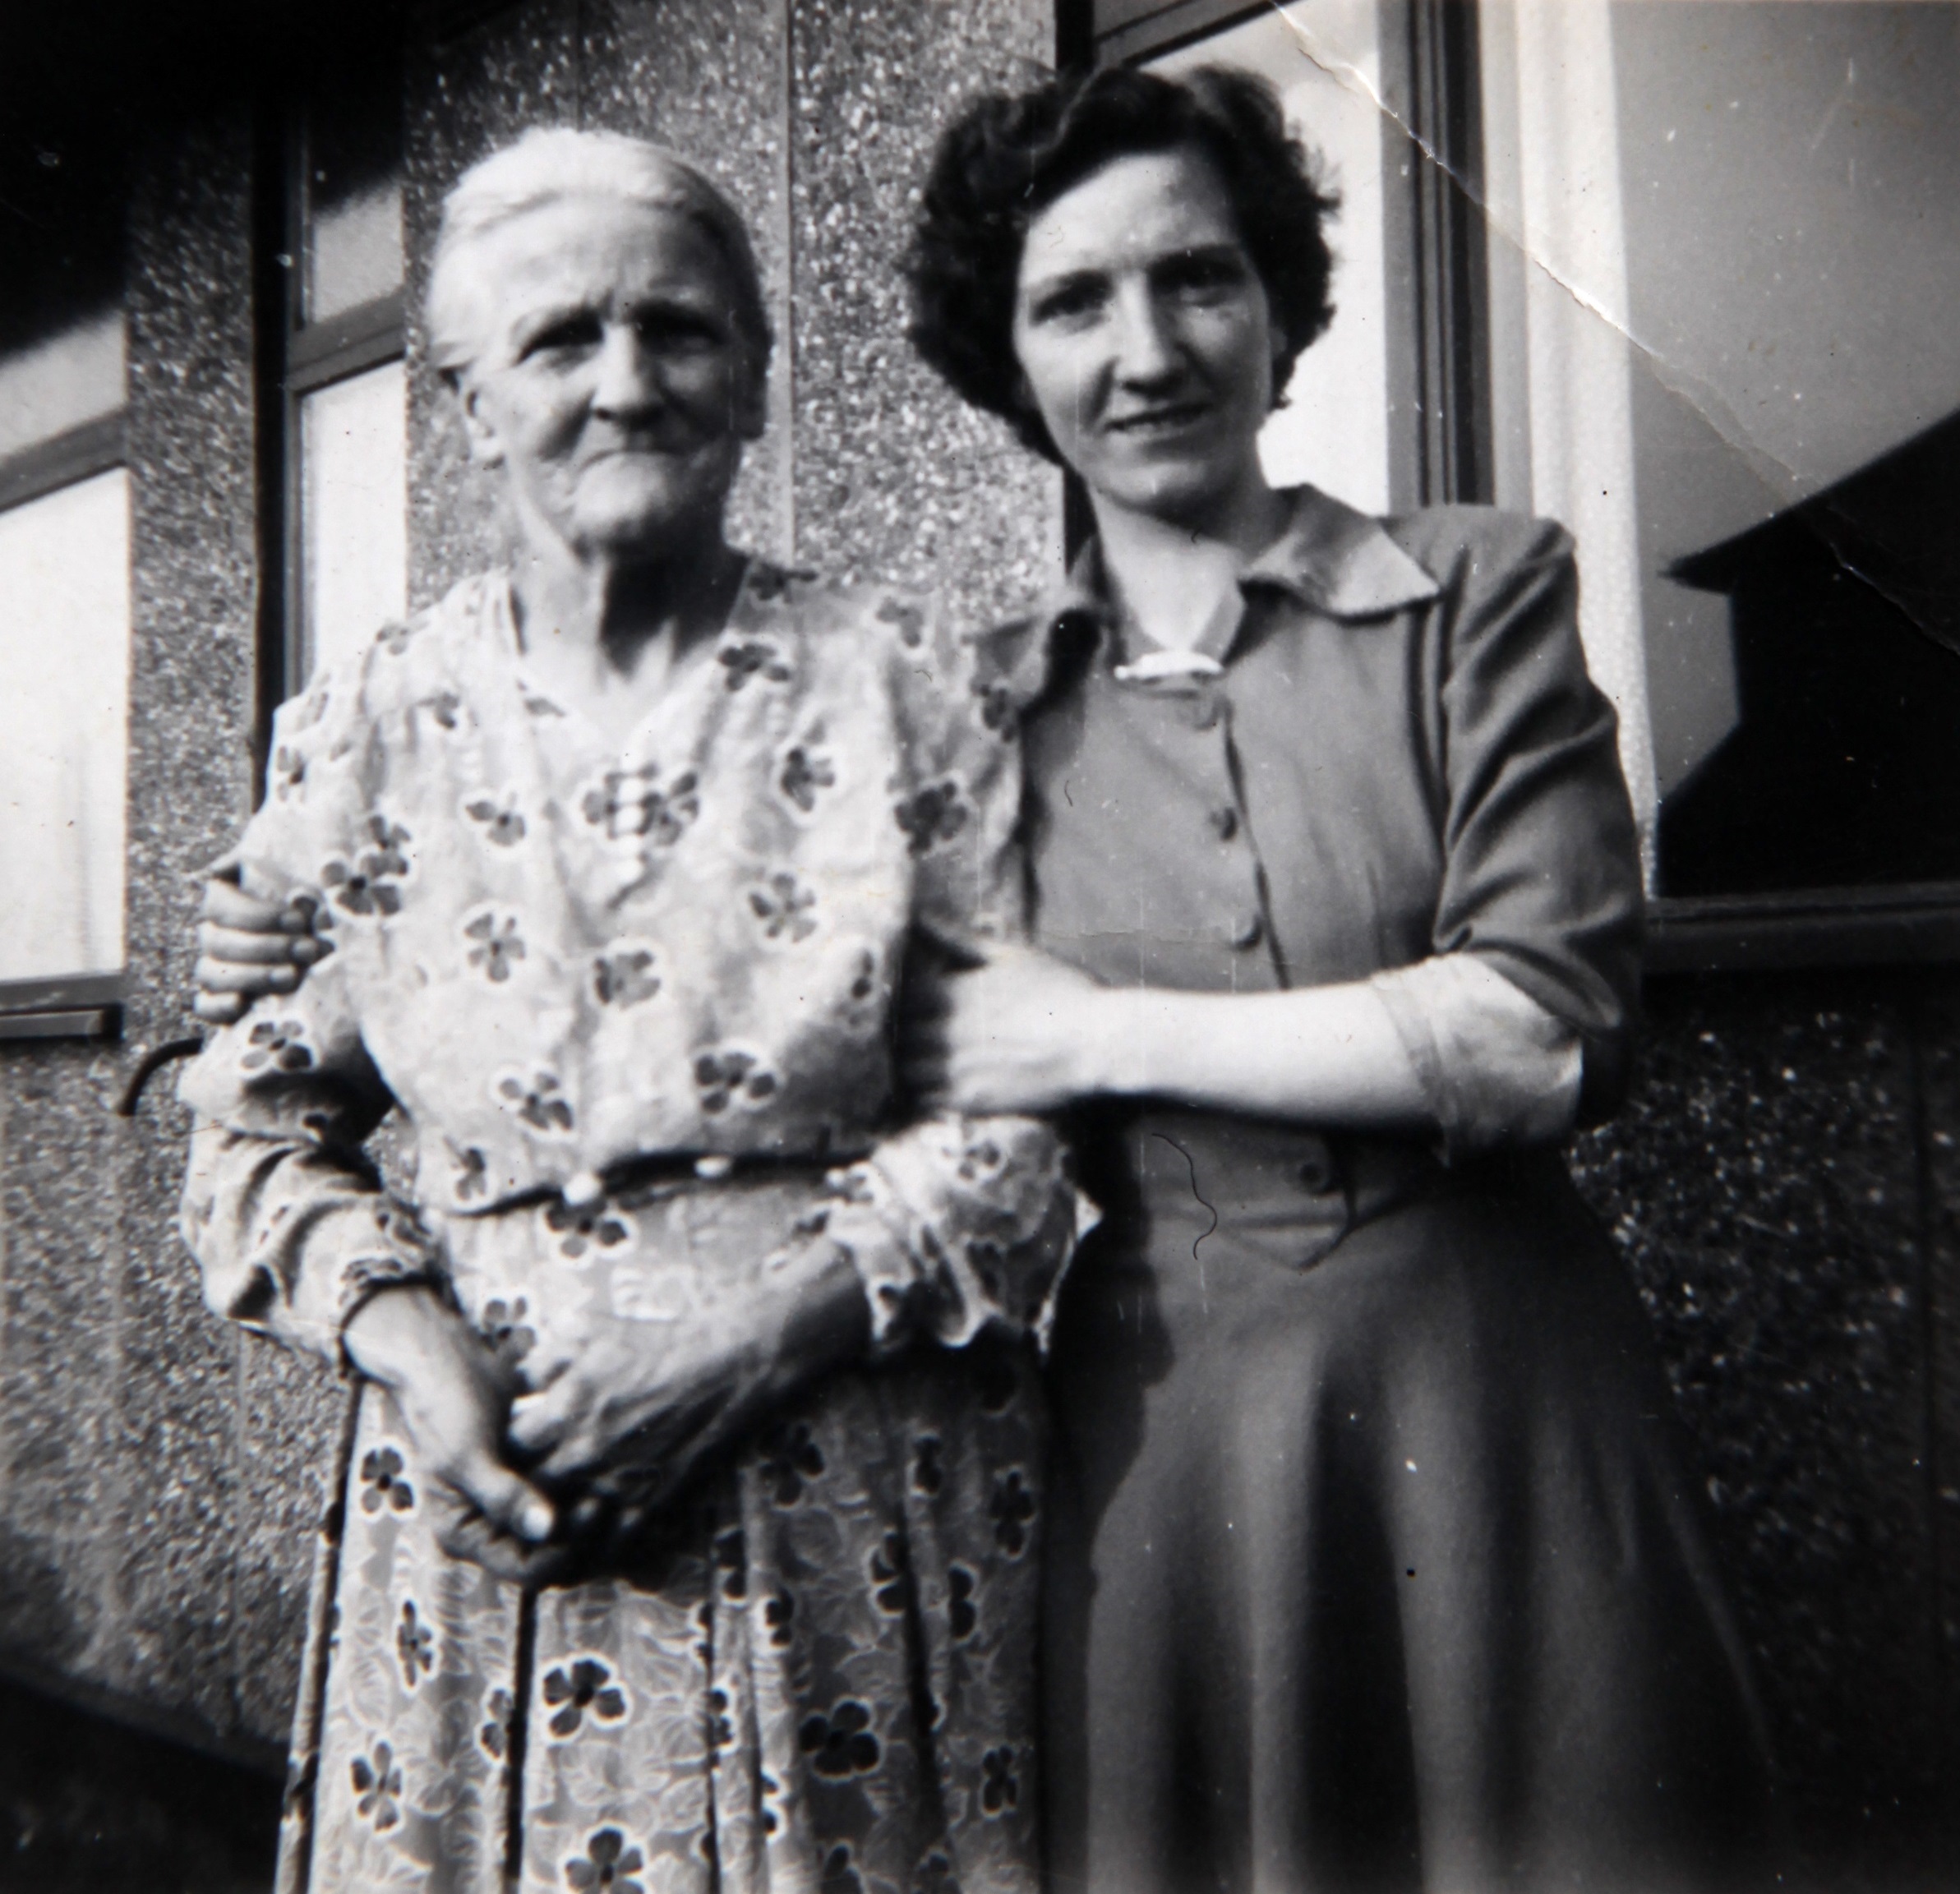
[177,562,1083,1894]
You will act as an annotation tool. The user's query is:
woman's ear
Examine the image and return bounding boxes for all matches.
[454,374,505,468]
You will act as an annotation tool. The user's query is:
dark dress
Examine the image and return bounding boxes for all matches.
[978,491,1773,1894]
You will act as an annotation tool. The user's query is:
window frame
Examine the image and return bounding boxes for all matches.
[251,90,407,795]
[0,399,128,1039]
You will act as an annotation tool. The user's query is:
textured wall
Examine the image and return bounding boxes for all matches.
[0,7,1955,1881]
[1571,974,1960,1878]
[0,107,330,1767]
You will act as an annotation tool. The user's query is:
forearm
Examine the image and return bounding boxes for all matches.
[1074,958,1583,1154]
[1082,980,1431,1127]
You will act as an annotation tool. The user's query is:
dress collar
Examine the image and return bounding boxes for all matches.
[976,485,1441,708]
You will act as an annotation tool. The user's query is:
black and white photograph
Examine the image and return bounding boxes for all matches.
[0,1,1957,1888]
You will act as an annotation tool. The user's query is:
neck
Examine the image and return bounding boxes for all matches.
[510,505,740,686]
[1089,468,1290,655]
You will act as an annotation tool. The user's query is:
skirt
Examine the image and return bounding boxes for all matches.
[272,1181,1046,1894]
[1040,1110,1774,1894]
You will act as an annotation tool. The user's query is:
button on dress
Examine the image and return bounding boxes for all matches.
[979,489,1773,1894]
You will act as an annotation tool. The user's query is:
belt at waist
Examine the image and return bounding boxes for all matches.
[480,1145,868,1219]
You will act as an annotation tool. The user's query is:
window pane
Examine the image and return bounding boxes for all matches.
[301,360,408,683]
[303,71,404,324]
[0,310,125,460]
[0,470,130,980]
[308,179,404,324]
[1606,2,1960,895]
[1152,0,1393,515]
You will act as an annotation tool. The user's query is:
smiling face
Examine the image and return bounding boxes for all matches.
[1011,145,1280,532]
[452,192,765,569]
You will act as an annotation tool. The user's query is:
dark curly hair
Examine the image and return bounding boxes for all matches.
[906,64,1340,462]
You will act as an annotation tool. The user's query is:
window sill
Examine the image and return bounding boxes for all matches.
[0,972,124,1042]
[1647,884,1960,975]
[0,411,124,514]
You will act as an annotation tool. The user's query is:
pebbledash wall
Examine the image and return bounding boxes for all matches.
[0,0,1955,1882]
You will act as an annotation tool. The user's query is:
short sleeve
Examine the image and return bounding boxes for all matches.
[1370,955,1583,1159]
[1423,516,1644,1121]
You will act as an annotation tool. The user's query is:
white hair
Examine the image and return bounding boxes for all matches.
[426,126,772,379]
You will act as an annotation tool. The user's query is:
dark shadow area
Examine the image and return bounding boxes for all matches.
[1659,410,1960,896]
[0,1675,279,1893]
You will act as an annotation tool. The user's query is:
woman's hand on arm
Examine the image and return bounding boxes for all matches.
[903,942,1431,1127]
[192,863,330,1025]
[901,941,1116,1113]
[344,1284,572,1586]
[505,1238,869,1525]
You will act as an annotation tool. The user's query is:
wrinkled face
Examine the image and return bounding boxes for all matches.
[454,193,765,565]
[1011,146,1279,527]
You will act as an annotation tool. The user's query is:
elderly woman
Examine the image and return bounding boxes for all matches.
[179,128,1079,1894]
[899,65,1775,1894]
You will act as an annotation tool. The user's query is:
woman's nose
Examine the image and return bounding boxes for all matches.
[590,324,662,418]
[1109,285,1181,385]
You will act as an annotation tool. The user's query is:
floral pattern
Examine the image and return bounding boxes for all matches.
[580,763,699,846]
[565,1827,646,1893]
[357,1445,414,1516]
[542,1198,632,1261]
[800,1699,882,1778]
[394,1599,435,1687]
[778,742,835,812]
[716,637,792,692]
[693,1048,778,1113]
[178,565,1072,1894]
[240,1018,313,1074]
[542,1657,629,1738]
[463,790,525,846]
[748,870,818,942]
[348,1742,402,1830]
[895,778,973,856]
[593,945,659,1008]
[498,1069,575,1134]
[449,1141,488,1201]
[321,815,413,917]
[464,910,527,981]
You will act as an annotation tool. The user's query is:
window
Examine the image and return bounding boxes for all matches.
[0,171,129,1035]
[1480,0,1960,959]
[265,59,408,713]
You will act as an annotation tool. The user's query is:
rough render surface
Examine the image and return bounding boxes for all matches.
[120,110,343,1749]
[1570,975,1954,1869]
[0,2,1953,1860]
[0,110,336,1758]
[789,0,1060,631]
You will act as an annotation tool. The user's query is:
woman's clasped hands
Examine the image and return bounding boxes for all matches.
[340,1232,871,1588]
